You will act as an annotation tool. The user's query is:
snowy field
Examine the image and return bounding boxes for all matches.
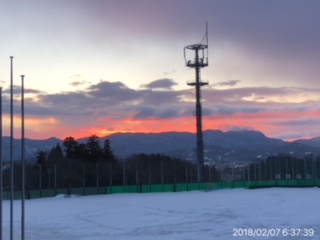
[3,187,320,239]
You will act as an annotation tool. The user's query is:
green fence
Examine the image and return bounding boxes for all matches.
[3,179,320,200]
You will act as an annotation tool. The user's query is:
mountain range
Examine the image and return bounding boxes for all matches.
[2,130,320,164]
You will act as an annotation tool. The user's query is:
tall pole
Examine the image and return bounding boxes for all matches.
[21,75,25,240]
[194,49,205,182]
[10,56,14,240]
[185,25,208,183]
[0,87,3,240]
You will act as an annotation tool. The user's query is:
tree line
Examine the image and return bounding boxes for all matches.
[5,134,318,195]
[2,134,220,194]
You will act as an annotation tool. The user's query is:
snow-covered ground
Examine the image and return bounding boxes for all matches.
[3,187,320,239]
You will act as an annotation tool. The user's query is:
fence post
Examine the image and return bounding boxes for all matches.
[186,161,189,191]
[220,162,223,183]
[148,161,151,192]
[82,163,85,195]
[247,164,250,186]
[96,163,99,194]
[38,164,42,198]
[315,157,318,184]
[291,158,294,182]
[109,162,113,194]
[258,162,261,182]
[264,161,267,182]
[242,166,245,182]
[161,161,164,192]
[208,163,211,183]
[123,161,126,192]
[54,164,57,196]
[47,166,51,190]
[311,156,316,186]
[270,159,272,181]
[135,162,139,192]
[232,160,234,183]
[173,159,176,192]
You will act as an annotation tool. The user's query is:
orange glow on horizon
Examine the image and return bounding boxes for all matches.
[5,110,319,141]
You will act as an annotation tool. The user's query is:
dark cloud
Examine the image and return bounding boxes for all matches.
[134,106,157,119]
[203,86,316,103]
[70,80,91,87]
[212,80,241,87]
[273,119,320,127]
[87,81,141,102]
[157,107,183,119]
[142,79,178,90]
[2,85,43,95]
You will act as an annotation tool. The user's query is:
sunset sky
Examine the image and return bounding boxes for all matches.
[0,0,320,141]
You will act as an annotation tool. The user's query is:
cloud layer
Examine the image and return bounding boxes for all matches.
[2,78,320,140]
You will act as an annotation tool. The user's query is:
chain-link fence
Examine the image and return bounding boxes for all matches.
[2,154,320,199]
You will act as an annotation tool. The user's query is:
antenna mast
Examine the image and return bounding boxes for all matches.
[184,23,209,183]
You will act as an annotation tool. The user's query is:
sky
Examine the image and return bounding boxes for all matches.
[0,0,320,141]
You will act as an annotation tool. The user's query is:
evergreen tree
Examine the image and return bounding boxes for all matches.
[63,136,78,159]
[102,139,115,162]
[75,143,89,162]
[86,134,102,163]
[47,143,64,163]
[36,151,47,165]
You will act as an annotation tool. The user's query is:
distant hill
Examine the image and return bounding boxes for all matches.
[2,130,320,164]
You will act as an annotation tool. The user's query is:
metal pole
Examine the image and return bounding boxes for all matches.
[39,165,42,198]
[173,159,176,192]
[161,161,164,192]
[315,157,318,181]
[186,161,189,183]
[109,162,113,193]
[82,163,85,195]
[195,49,205,183]
[220,161,223,182]
[122,161,125,188]
[258,162,261,182]
[0,87,3,240]
[269,159,272,180]
[186,161,189,190]
[135,162,138,186]
[10,56,14,240]
[291,158,294,181]
[96,163,99,194]
[21,75,25,240]
[232,160,234,182]
[54,164,57,196]
[242,166,245,181]
[148,161,151,186]
[286,158,288,181]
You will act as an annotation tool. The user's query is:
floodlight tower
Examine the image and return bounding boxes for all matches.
[184,23,209,183]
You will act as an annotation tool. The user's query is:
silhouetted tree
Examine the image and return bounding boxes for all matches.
[36,151,47,165]
[47,143,64,163]
[63,136,79,195]
[63,136,78,159]
[75,143,89,161]
[86,135,102,163]
[102,139,115,162]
